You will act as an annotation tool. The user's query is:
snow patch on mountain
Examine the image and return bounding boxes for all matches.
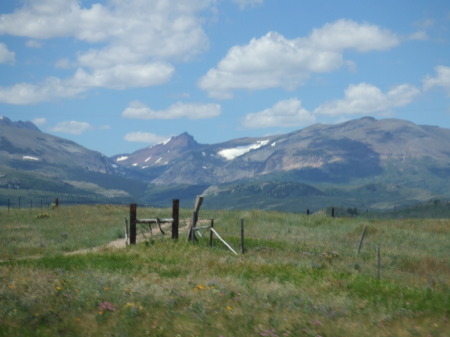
[218,140,270,160]
[162,137,173,145]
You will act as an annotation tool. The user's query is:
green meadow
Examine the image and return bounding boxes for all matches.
[0,205,448,336]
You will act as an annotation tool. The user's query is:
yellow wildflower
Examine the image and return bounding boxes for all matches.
[226,306,232,311]
[124,302,143,311]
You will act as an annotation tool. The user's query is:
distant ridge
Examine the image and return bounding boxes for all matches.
[0,116,145,204]
[113,116,450,186]
[1,115,449,210]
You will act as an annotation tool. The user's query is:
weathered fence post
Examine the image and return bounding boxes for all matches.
[306,209,310,216]
[331,207,335,217]
[188,196,203,242]
[124,218,129,245]
[55,198,59,208]
[172,199,179,240]
[357,224,367,255]
[240,218,245,254]
[209,218,214,247]
[130,203,137,245]
[189,211,197,242]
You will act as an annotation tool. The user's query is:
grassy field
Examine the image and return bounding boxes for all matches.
[0,205,448,336]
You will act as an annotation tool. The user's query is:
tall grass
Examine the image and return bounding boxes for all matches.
[0,205,448,336]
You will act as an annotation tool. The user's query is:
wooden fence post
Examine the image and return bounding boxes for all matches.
[306,209,310,216]
[190,211,198,242]
[209,218,214,247]
[357,224,367,255]
[240,218,245,254]
[124,218,129,245]
[172,199,179,240]
[188,196,203,242]
[331,207,335,217]
[130,203,137,245]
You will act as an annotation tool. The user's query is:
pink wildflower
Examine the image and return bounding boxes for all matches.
[99,301,117,312]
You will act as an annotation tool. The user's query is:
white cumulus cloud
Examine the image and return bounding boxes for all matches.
[124,132,168,144]
[32,117,47,126]
[70,63,174,89]
[0,77,85,105]
[314,83,420,116]
[308,19,399,52]
[122,101,221,120]
[423,65,450,95]
[243,98,315,128]
[0,0,214,104]
[51,120,92,135]
[0,0,212,60]
[0,43,15,64]
[199,19,399,98]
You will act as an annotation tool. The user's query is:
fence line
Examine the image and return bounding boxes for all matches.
[128,200,179,244]
[2,197,59,211]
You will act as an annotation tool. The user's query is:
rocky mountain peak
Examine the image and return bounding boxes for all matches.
[113,132,201,169]
[0,115,40,132]
[163,132,199,149]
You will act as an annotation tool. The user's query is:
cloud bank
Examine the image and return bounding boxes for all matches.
[0,43,15,64]
[122,101,221,120]
[199,19,399,98]
[0,0,214,104]
[124,132,168,144]
[243,83,421,128]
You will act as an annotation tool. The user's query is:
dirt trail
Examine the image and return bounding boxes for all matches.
[65,221,188,255]
[0,222,192,262]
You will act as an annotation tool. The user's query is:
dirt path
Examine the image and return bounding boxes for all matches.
[0,222,191,262]
[65,221,188,255]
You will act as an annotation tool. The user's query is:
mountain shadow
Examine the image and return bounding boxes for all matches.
[286,138,382,183]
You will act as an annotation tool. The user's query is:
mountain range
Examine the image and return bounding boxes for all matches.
[1,115,450,211]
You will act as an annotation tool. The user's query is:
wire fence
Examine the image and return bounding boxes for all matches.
[1,197,59,211]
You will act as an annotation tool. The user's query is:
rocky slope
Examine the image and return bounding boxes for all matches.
[0,116,144,202]
[113,117,450,187]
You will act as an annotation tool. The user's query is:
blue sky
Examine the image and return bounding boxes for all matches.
[0,0,449,156]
